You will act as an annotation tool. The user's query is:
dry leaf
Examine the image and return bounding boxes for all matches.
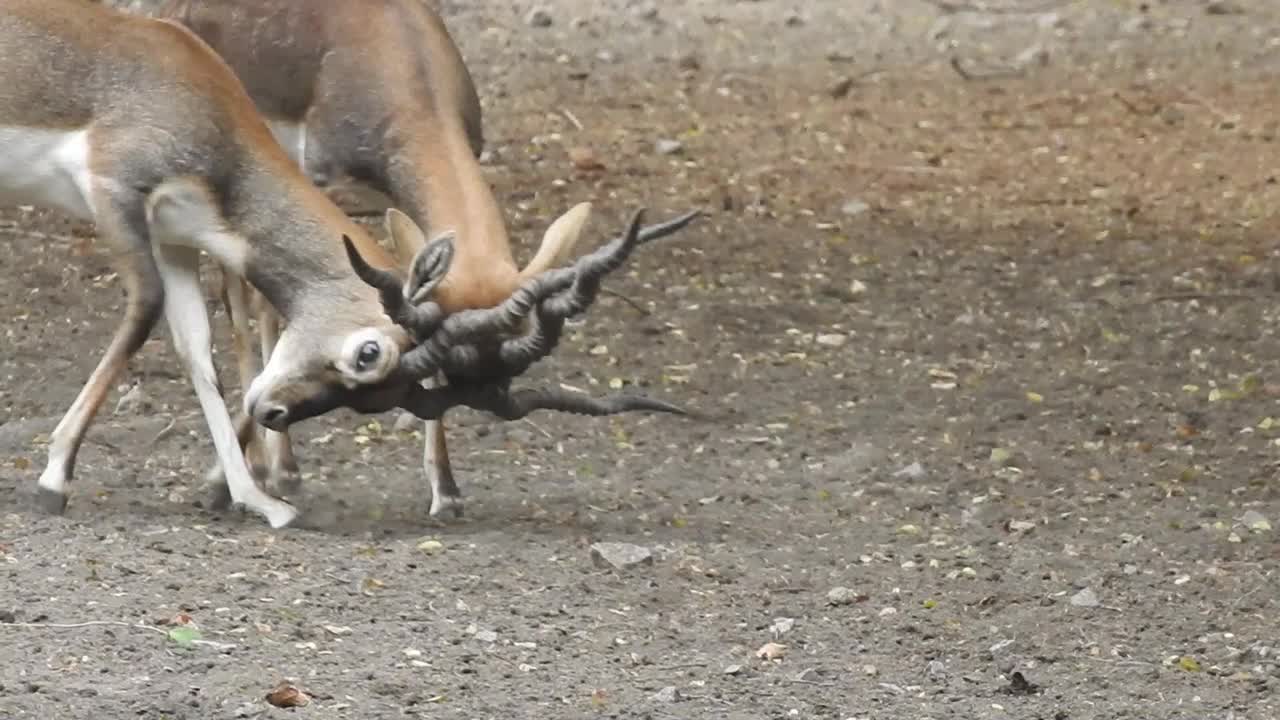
[265,682,311,708]
[755,642,788,660]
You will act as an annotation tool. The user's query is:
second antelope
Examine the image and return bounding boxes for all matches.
[145,0,700,517]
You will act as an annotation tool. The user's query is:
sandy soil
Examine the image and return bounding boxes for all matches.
[2,1,1280,718]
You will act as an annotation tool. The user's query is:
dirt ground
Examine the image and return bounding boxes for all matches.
[3,0,1280,718]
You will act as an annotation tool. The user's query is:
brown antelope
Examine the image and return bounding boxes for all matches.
[138,0,700,518]
[0,0,689,527]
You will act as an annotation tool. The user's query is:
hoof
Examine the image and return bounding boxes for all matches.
[428,493,465,519]
[260,499,299,529]
[34,486,68,516]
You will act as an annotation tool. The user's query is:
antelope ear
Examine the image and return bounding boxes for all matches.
[519,201,593,278]
[384,207,429,263]
[405,231,456,304]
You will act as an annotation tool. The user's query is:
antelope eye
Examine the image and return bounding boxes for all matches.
[355,340,381,372]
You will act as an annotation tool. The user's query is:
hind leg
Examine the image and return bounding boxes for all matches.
[36,200,164,514]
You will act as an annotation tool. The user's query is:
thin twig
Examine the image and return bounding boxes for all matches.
[1229,582,1266,613]
[648,662,708,671]
[601,289,651,316]
[150,416,178,445]
[923,0,1069,13]
[1112,92,1160,117]
[950,55,1024,81]
[1147,292,1269,304]
[1,620,168,635]
[521,418,553,439]
[561,108,584,132]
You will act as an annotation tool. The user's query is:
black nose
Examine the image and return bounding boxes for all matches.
[254,403,289,432]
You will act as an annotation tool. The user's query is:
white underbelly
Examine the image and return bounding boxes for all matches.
[0,126,95,221]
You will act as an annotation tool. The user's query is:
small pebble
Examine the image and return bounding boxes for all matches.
[655,139,684,156]
[756,642,788,660]
[1070,587,1100,608]
[816,333,847,348]
[632,3,659,21]
[1206,0,1244,15]
[393,411,417,433]
[827,587,859,606]
[590,542,653,570]
[525,7,553,27]
[841,199,870,217]
[568,146,605,172]
[114,383,148,415]
[1242,510,1271,532]
[676,54,701,72]
[829,77,854,99]
[651,686,681,703]
[892,462,926,480]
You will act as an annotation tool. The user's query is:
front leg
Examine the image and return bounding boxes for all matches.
[152,242,298,528]
[421,373,462,518]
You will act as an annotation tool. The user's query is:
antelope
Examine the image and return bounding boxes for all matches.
[0,0,689,528]
[139,0,701,518]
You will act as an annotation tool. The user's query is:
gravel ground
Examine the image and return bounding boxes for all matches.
[2,1,1279,718]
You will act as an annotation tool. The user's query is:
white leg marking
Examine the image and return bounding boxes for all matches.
[36,444,71,496]
[152,244,297,528]
[421,373,463,518]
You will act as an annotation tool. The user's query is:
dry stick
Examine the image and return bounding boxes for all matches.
[521,417,553,439]
[922,0,1069,13]
[1146,292,1269,304]
[1112,92,1161,117]
[561,108,585,131]
[789,678,838,688]
[601,288,652,316]
[1,619,168,635]
[950,55,1025,82]
[2,619,237,648]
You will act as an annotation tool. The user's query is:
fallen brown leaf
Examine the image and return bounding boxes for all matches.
[266,682,311,708]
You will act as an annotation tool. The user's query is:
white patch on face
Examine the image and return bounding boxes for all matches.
[0,126,95,221]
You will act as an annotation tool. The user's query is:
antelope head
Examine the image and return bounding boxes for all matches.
[343,206,702,422]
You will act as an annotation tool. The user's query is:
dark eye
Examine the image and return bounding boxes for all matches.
[355,340,381,372]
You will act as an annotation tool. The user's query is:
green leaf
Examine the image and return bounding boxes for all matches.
[167,626,202,649]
